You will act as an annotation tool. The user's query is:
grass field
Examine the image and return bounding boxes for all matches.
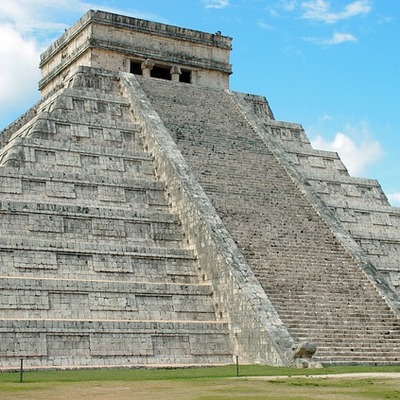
[1,365,400,399]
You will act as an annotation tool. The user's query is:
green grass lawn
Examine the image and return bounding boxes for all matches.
[1,365,400,399]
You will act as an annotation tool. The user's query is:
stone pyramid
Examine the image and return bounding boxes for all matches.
[1,10,400,369]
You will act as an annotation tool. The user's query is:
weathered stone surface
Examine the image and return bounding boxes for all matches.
[1,10,400,370]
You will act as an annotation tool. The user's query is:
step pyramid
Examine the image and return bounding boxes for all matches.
[1,10,400,368]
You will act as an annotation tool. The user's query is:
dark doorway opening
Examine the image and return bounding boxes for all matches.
[180,70,191,83]
[151,66,171,80]
[130,61,143,75]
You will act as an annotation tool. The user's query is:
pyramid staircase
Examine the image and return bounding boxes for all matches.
[139,77,400,365]
[0,70,233,369]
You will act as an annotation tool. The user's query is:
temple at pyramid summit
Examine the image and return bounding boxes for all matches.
[1,10,400,370]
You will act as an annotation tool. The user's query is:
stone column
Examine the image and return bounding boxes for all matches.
[141,59,155,78]
[170,65,182,82]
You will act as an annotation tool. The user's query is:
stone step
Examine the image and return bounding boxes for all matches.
[289,329,400,340]
[0,170,168,209]
[0,167,163,189]
[282,315,399,324]
[0,276,217,322]
[0,199,177,223]
[0,238,195,259]
[0,318,233,368]
[0,214,184,247]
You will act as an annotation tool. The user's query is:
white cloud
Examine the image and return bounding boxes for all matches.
[203,0,229,9]
[305,31,358,45]
[0,24,41,125]
[322,31,358,44]
[0,0,167,129]
[301,0,372,24]
[311,129,383,176]
[319,113,332,122]
[387,193,400,207]
[0,25,40,93]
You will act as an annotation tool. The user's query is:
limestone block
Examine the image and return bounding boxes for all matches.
[88,127,103,138]
[35,149,56,165]
[46,181,76,199]
[90,334,153,356]
[47,334,90,357]
[0,333,46,357]
[93,254,132,273]
[309,180,329,194]
[89,292,137,311]
[189,334,231,355]
[103,128,122,142]
[0,177,22,194]
[72,98,87,113]
[64,217,92,234]
[125,189,147,206]
[81,154,100,167]
[0,213,29,230]
[100,155,125,171]
[152,335,190,356]
[135,295,174,314]
[55,123,71,136]
[98,185,126,202]
[29,214,64,233]
[22,179,46,196]
[131,257,167,277]
[152,222,182,241]
[122,130,137,149]
[0,289,49,310]
[56,151,81,167]
[309,156,325,168]
[173,295,214,313]
[92,218,126,237]
[57,253,93,274]
[336,208,357,223]
[123,159,140,173]
[371,212,391,226]
[13,250,58,270]
[125,222,150,239]
[48,292,90,319]
[147,190,167,206]
[357,239,387,256]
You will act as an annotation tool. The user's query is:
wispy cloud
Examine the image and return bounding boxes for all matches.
[268,0,298,17]
[301,0,372,24]
[387,193,400,207]
[202,0,229,9]
[258,20,274,30]
[305,31,358,45]
[311,125,383,176]
[281,0,298,12]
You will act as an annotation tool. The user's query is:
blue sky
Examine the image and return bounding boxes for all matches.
[0,0,399,204]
